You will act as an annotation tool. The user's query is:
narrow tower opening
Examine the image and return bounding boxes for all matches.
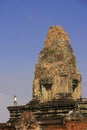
[40,78,53,102]
[72,79,79,91]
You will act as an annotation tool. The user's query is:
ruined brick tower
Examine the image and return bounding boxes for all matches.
[33,26,81,102]
[5,26,87,130]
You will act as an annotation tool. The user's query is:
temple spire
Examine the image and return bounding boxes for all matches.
[33,26,81,102]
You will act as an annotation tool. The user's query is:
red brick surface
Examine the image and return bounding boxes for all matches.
[66,120,87,130]
[42,120,87,130]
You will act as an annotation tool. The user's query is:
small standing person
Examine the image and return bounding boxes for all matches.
[14,95,17,106]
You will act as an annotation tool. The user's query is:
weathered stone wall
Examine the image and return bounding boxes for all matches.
[33,26,81,102]
[1,120,87,130]
[0,123,15,130]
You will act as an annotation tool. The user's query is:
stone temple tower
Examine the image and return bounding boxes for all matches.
[7,26,87,129]
[33,26,81,102]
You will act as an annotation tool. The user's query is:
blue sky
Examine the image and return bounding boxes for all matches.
[0,0,87,122]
